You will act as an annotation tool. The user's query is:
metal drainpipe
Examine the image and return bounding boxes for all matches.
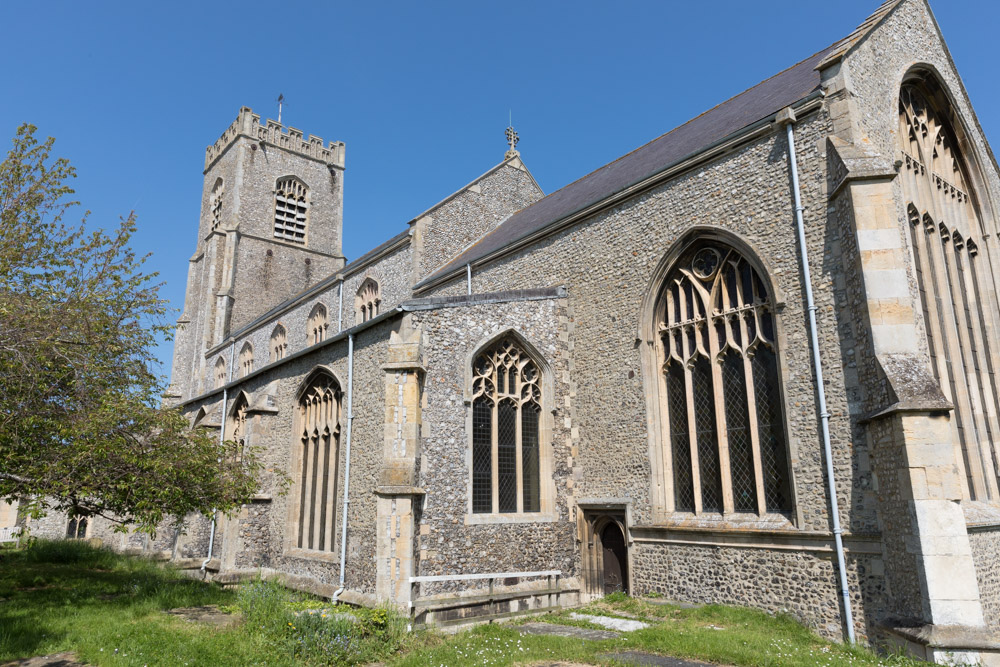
[466,263,472,295]
[338,278,344,333]
[202,340,236,574]
[332,333,355,602]
[783,113,856,643]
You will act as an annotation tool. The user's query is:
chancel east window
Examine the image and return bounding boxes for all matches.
[270,324,287,363]
[657,241,792,516]
[308,304,328,345]
[356,278,381,323]
[239,342,254,378]
[899,78,1000,501]
[471,336,542,514]
[274,177,308,244]
[295,371,342,552]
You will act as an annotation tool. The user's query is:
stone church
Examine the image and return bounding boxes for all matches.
[19,0,1000,661]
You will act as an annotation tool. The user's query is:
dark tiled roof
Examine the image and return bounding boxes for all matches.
[416,43,842,289]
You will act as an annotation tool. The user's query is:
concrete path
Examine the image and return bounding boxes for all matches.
[0,653,86,667]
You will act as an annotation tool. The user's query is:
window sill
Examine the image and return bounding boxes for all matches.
[464,512,558,526]
[639,511,797,533]
[285,547,340,563]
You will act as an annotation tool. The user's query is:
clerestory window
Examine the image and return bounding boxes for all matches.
[471,336,542,514]
[657,240,792,516]
[214,357,227,390]
[294,371,342,552]
[239,342,254,378]
[356,278,381,324]
[270,324,287,363]
[274,177,308,244]
[307,304,328,346]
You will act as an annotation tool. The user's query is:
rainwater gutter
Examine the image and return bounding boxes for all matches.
[781,108,856,643]
[332,332,355,602]
[202,340,236,574]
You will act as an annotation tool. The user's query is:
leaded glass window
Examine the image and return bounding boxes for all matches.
[308,304,328,346]
[270,324,287,363]
[356,278,381,324]
[471,336,542,514]
[657,241,792,515]
[239,342,254,378]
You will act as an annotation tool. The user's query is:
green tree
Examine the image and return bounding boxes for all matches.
[0,124,259,534]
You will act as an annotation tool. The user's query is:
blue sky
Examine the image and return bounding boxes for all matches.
[2,1,997,380]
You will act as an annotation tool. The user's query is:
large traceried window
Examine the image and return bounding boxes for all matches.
[270,324,287,363]
[657,240,792,516]
[471,336,542,514]
[308,304,328,346]
[356,278,381,324]
[899,78,1000,501]
[274,177,308,244]
[295,371,342,552]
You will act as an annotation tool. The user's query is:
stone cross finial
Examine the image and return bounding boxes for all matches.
[505,126,520,160]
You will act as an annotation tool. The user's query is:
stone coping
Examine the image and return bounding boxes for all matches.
[878,618,1000,650]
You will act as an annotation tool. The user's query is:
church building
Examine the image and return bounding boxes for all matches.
[25,0,1000,661]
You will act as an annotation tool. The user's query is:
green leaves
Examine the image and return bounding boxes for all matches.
[0,124,260,535]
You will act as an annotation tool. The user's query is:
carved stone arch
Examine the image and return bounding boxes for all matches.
[899,65,997,233]
[191,406,209,429]
[463,328,557,521]
[640,231,795,521]
[295,365,345,403]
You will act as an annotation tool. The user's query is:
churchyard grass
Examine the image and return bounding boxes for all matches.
[1,541,922,666]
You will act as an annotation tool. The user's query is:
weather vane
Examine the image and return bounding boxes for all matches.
[505,124,520,160]
[277,94,284,124]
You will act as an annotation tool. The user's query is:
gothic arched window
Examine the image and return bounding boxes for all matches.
[214,357,227,390]
[356,278,381,324]
[270,324,287,362]
[274,176,308,244]
[657,240,792,516]
[294,371,342,552]
[228,393,249,463]
[210,178,224,231]
[471,336,542,514]
[899,78,1000,501]
[308,304,328,345]
[239,342,254,378]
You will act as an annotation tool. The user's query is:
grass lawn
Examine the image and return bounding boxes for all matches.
[0,541,922,666]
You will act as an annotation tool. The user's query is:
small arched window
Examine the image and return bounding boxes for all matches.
[210,178,224,230]
[214,357,227,390]
[238,342,254,378]
[274,176,308,244]
[471,336,542,514]
[270,324,287,363]
[356,278,381,323]
[308,304,328,345]
[294,371,343,552]
[656,240,791,516]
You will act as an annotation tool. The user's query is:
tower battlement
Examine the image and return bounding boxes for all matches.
[204,107,345,172]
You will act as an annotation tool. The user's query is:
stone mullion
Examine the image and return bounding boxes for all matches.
[679,286,702,514]
[958,247,1000,498]
[939,228,992,499]
[490,368,500,514]
[656,327,674,514]
[735,274,766,516]
[300,401,315,548]
[322,396,338,553]
[515,363,525,514]
[968,248,1000,489]
[917,155,982,498]
[707,287,735,515]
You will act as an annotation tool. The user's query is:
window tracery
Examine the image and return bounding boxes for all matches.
[899,80,1000,501]
[295,371,342,552]
[657,240,791,515]
[239,342,254,378]
[274,177,308,244]
[356,278,381,323]
[308,304,328,345]
[210,178,224,231]
[270,324,287,362]
[471,337,542,514]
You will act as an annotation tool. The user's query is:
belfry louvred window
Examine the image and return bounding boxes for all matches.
[899,78,1000,502]
[274,177,308,243]
[296,371,342,552]
[471,337,541,514]
[658,241,792,515]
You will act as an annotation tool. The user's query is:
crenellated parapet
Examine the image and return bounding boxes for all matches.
[204,107,345,172]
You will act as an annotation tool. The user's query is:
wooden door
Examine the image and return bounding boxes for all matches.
[601,522,628,595]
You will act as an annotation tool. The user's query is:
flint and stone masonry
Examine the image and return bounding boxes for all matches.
[17,1,1000,662]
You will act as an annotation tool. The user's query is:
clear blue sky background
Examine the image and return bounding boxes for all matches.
[2,1,997,382]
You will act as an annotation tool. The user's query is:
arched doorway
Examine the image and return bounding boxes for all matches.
[601,521,628,595]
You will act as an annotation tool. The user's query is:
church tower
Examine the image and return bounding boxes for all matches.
[169,108,346,398]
